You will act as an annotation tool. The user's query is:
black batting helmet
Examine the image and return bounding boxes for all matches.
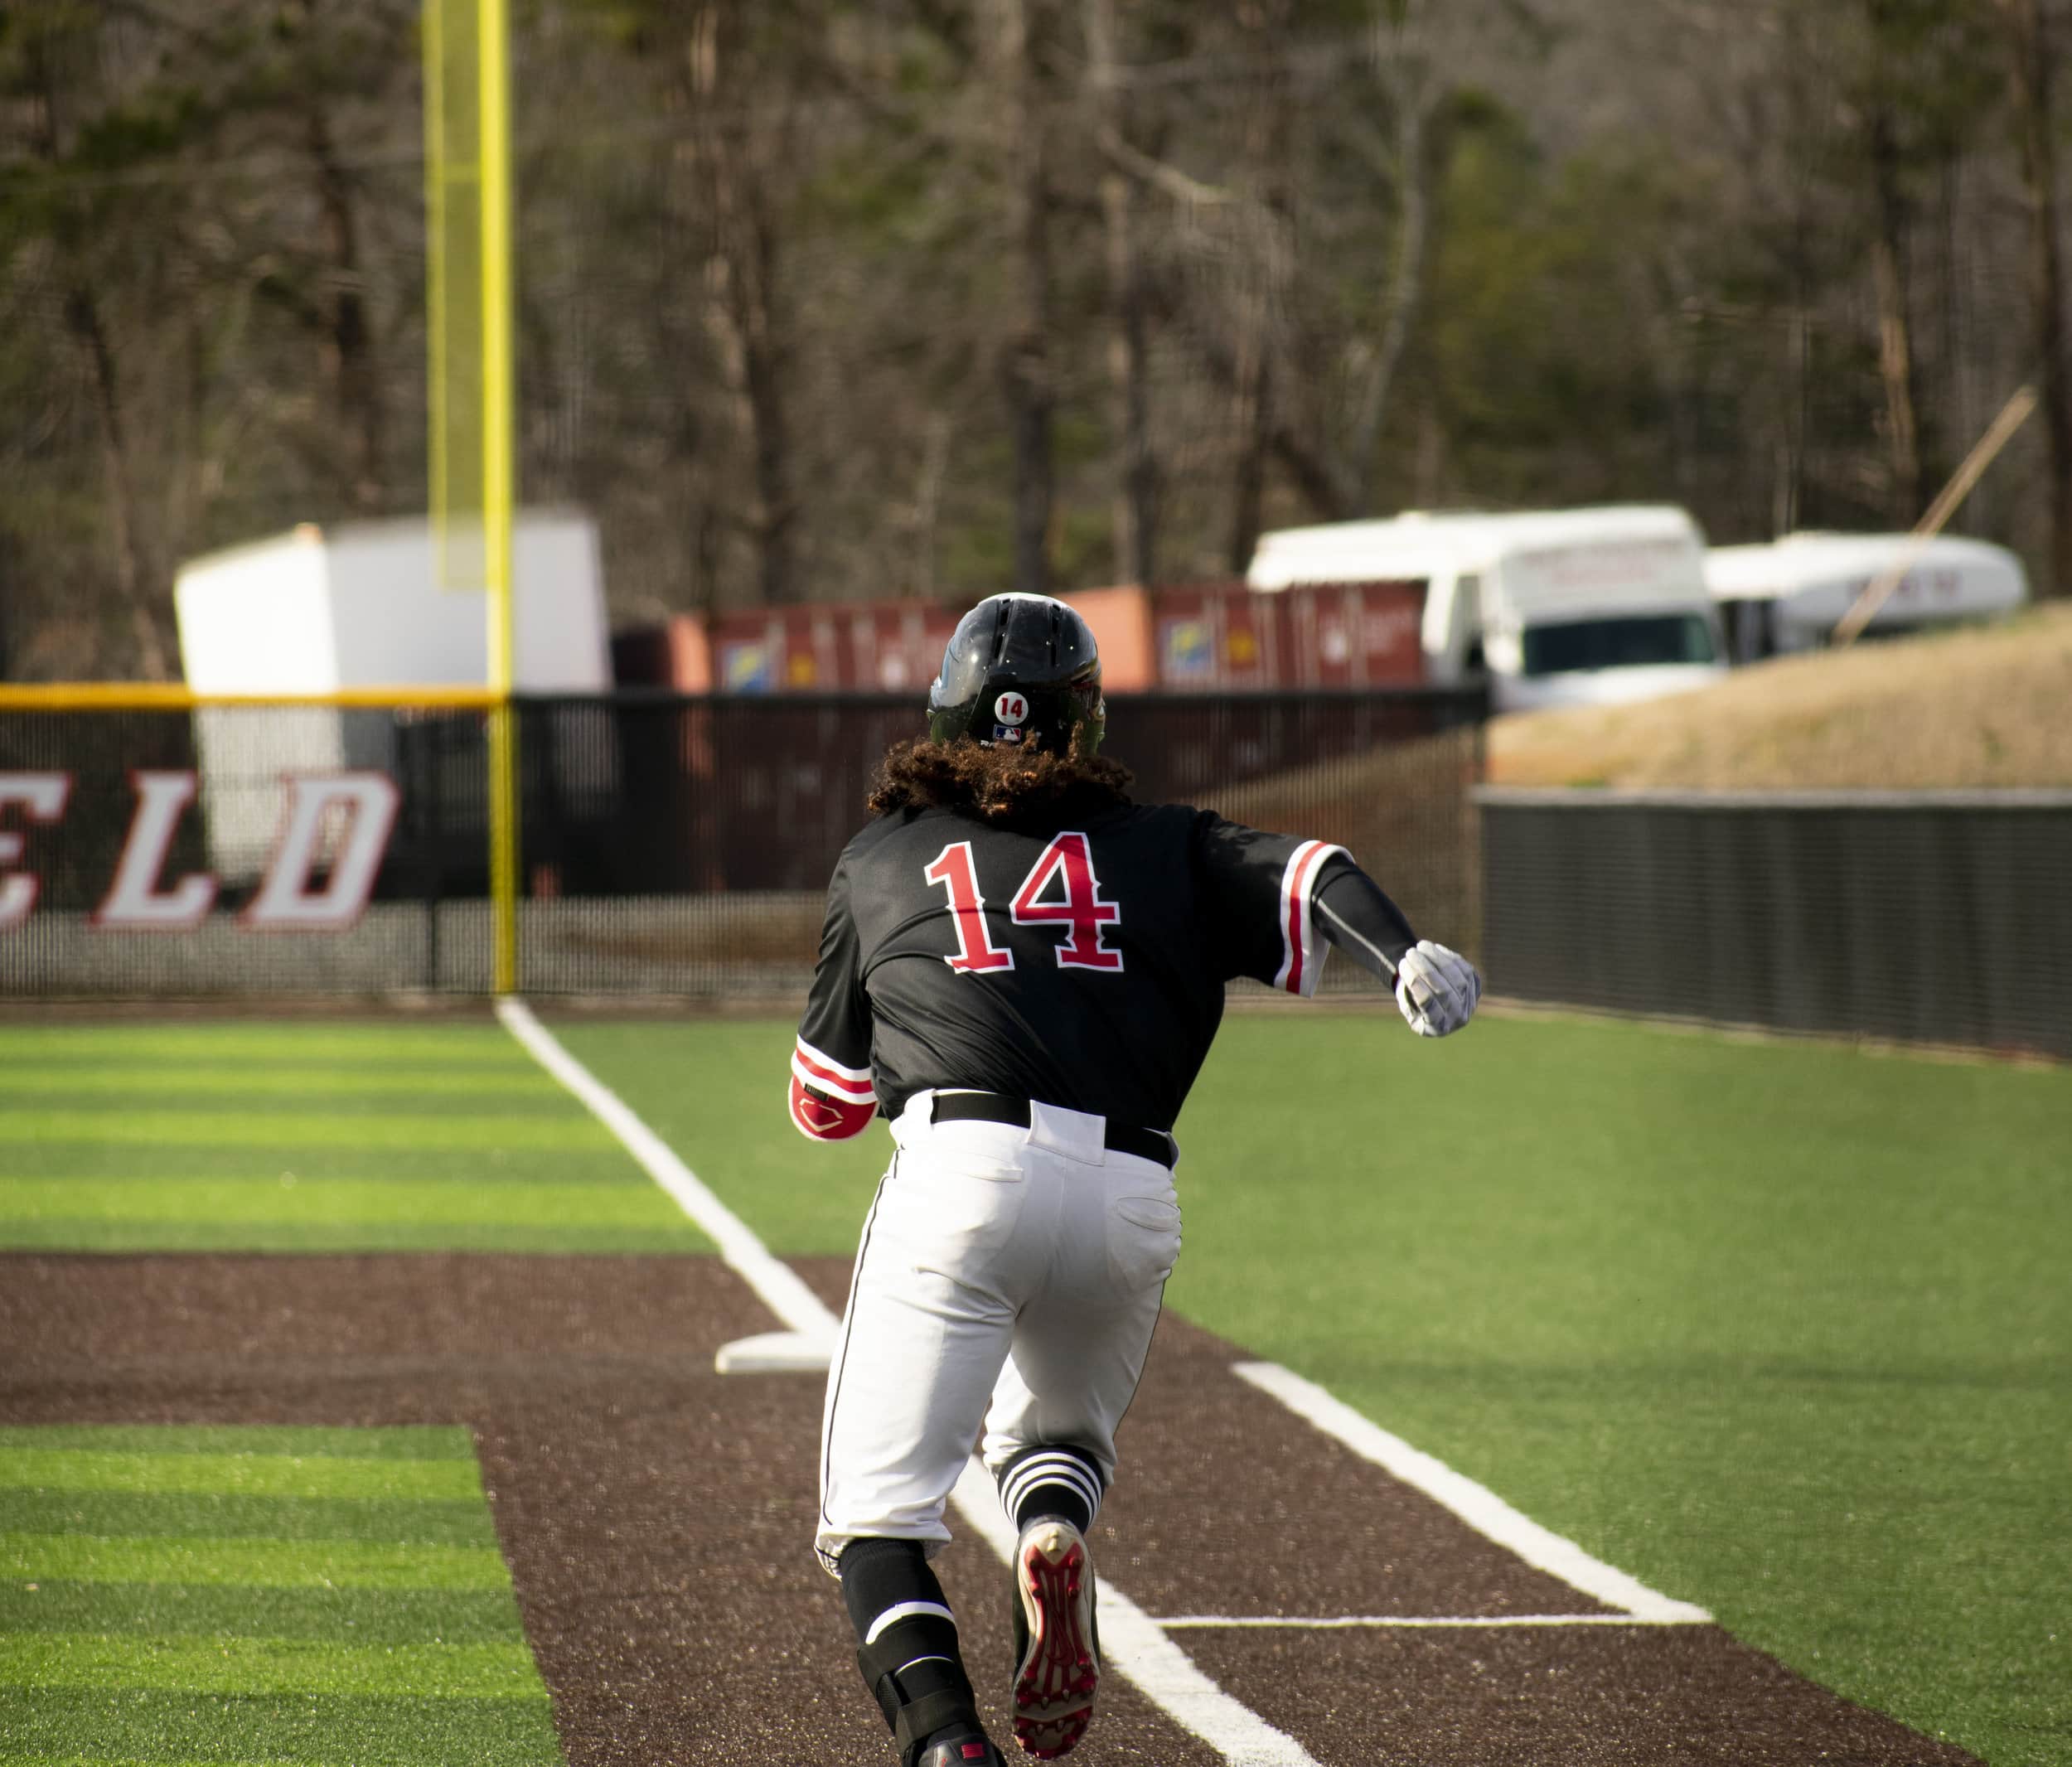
[927,593,1106,754]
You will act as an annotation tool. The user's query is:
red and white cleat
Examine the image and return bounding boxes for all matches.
[1009,1519,1099,1760]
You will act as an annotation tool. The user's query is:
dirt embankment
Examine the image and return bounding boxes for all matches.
[1488,605,2072,791]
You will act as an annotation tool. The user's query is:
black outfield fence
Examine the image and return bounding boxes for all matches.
[1477,787,2072,1060]
[0,688,1484,998]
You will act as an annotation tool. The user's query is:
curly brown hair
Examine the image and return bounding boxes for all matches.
[867,733,1134,825]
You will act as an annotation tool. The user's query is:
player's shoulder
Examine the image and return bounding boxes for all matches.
[840,804,975,866]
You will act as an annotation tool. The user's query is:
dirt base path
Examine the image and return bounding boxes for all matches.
[3,1253,1978,1767]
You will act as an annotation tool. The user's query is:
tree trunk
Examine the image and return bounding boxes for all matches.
[690,6,796,604]
[1866,105,1928,522]
[1084,0,1155,588]
[309,104,386,516]
[2001,0,2072,598]
[66,286,171,680]
[1345,20,1431,514]
[990,0,1053,598]
[1227,344,1273,574]
[1226,0,1295,572]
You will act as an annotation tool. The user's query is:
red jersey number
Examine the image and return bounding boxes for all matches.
[926,833,1123,974]
[924,841,1015,972]
[1009,832,1123,970]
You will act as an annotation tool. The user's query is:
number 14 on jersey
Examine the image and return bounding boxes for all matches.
[924,835,1124,973]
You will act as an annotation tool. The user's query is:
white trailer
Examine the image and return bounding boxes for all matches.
[1247,505,1726,713]
[172,511,612,879]
[1704,530,2029,662]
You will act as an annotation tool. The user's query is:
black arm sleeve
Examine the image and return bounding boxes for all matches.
[1310,857,1419,984]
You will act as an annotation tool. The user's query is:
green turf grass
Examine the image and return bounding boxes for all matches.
[0,1064,563,1096]
[0,1581,529,1644]
[0,1425,558,1765]
[557,1010,2072,1767]
[3,1689,562,1765]
[0,1024,532,1065]
[0,1447,486,1501]
[549,1019,888,1256]
[2,1533,514,1590]
[0,1022,709,1254]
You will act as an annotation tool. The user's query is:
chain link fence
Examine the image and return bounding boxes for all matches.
[0,689,1484,1000]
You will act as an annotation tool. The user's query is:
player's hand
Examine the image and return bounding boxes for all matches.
[1395,941,1481,1038]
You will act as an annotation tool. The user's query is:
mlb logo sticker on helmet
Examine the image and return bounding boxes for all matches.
[994,691,1029,726]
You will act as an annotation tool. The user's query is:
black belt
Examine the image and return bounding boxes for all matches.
[929,1092,1176,1169]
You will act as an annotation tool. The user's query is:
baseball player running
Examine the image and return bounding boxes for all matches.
[791,593,1481,1767]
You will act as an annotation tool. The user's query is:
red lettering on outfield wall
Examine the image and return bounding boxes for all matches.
[0,772,71,927]
[96,771,218,930]
[243,774,401,931]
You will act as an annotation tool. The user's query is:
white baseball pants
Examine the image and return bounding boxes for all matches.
[816,1091,1183,1573]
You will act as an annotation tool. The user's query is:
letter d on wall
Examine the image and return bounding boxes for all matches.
[245,774,403,931]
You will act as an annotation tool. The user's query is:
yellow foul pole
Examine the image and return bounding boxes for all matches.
[479,0,520,995]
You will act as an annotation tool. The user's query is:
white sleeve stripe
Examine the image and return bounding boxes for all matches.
[792,1053,875,1102]
[1271,840,1349,997]
[796,1037,872,1083]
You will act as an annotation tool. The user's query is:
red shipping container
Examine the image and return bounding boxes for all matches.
[1150,582,1285,690]
[1150,580,1423,690]
[1280,580,1426,688]
[706,601,961,694]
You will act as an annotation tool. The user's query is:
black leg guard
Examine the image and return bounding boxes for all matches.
[839,1538,981,1767]
[859,1631,979,1766]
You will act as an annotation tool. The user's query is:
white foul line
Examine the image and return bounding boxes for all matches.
[498,999,1320,1767]
[1155,1613,1706,1629]
[496,997,838,1341]
[1233,1362,1711,1625]
[951,1460,1318,1767]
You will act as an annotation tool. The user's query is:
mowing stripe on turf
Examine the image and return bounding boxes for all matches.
[0,1426,475,1460]
[0,1178,709,1232]
[0,1067,561,1097]
[1,1532,514,1590]
[0,1111,609,1150]
[10,1092,578,1121]
[6,1633,549,1699]
[0,1448,487,1503]
[3,1490,499,1547]
[0,1581,527,1644]
[0,1214,708,1255]
[2,1688,563,1765]
[8,1141,647,1184]
[0,1028,533,1065]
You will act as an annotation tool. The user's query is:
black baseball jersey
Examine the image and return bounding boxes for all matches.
[789,801,1350,1138]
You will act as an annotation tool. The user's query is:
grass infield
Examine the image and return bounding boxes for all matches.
[554,1012,2071,1767]
[0,1424,557,1766]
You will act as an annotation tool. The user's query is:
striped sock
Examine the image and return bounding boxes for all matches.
[999,1445,1103,1534]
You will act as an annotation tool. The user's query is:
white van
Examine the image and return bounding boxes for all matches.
[1247,505,1726,713]
[1704,530,2028,662]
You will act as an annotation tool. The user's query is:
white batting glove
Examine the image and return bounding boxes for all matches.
[1395,941,1482,1038]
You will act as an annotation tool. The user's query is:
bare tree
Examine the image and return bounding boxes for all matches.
[1997,0,2072,596]
[685,4,801,605]
[1083,0,1156,587]
[986,0,1057,597]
